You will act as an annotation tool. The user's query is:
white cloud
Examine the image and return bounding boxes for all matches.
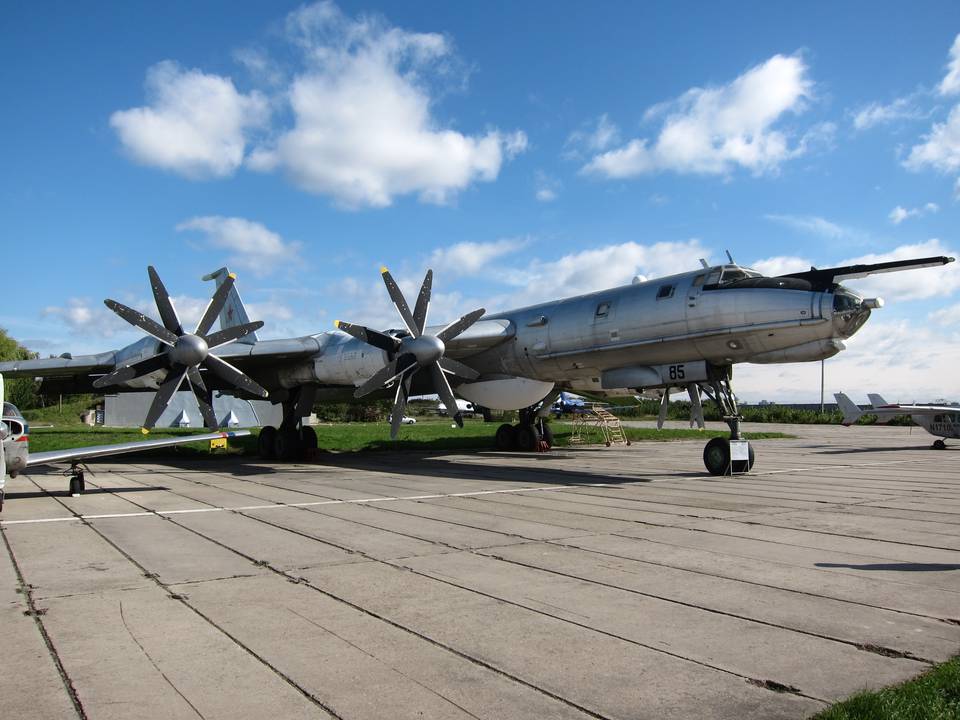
[939,33,960,96]
[889,202,939,224]
[851,97,927,131]
[837,239,960,301]
[176,216,301,276]
[764,214,853,240]
[749,255,812,277]
[582,54,813,178]
[904,104,960,174]
[110,61,269,179]
[427,237,525,275]
[565,114,621,157]
[534,171,560,202]
[929,302,960,326]
[247,2,526,207]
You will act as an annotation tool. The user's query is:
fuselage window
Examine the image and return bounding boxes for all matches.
[657,284,675,299]
[595,302,610,318]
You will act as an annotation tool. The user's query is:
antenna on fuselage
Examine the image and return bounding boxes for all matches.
[725,250,734,264]
[699,258,709,269]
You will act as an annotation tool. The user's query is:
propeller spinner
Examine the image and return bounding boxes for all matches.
[335,268,484,439]
[94,267,268,432]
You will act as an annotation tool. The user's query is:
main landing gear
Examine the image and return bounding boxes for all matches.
[256,387,319,461]
[698,372,755,476]
[932,439,947,450]
[495,406,555,452]
[67,463,86,496]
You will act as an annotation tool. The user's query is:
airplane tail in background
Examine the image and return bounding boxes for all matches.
[202,267,258,345]
[867,393,889,409]
[834,392,864,426]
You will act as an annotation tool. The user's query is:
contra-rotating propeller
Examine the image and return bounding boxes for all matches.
[335,267,484,439]
[93,266,268,432]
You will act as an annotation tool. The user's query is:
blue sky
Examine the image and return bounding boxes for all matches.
[2,1,959,402]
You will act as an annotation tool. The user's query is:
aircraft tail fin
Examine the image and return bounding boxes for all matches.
[834,392,863,426]
[202,267,258,345]
[867,393,889,409]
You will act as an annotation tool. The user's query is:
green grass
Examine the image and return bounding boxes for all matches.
[25,418,789,456]
[812,655,960,719]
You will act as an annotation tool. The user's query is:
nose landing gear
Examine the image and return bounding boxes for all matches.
[699,372,754,475]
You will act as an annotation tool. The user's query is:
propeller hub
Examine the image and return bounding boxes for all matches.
[170,334,209,367]
[403,334,445,365]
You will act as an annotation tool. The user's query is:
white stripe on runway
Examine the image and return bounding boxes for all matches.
[0,483,579,526]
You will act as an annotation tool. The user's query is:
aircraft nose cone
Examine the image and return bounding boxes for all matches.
[405,335,445,365]
[170,334,209,367]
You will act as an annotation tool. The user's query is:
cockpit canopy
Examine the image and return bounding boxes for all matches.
[699,264,816,291]
[2,402,22,419]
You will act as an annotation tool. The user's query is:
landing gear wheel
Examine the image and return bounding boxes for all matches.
[933,439,947,450]
[69,475,83,496]
[258,426,278,460]
[495,423,517,451]
[516,424,541,452]
[539,422,554,449]
[300,426,318,451]
[703,438,730,476]
[275,428,303,461]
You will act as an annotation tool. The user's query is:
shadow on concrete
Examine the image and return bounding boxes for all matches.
[816,562,960,571]
[5,486,169,500]
[814,446,936,455]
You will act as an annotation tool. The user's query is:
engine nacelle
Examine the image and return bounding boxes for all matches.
[456,376,554,410]
[310,336,389,387]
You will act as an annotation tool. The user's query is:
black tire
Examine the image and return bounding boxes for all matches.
[78,472,86,493]
[495,423,517,451]
[539,421,554,448]
[275,428,303,461]
[703,437,730,476]
[300,426,319,450]
[933,439,947,450]
[516,423,541,452]
[69,476,81,496]
[258,426,278,459]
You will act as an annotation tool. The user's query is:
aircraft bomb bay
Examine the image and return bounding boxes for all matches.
[2,422,958,720]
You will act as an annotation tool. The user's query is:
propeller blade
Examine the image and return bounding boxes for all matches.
[142,365,188,430]
[437,357,480,381]
[187,373,219,430]
[92,353,168,389]
[105,299,178,346]
[334,320,400,354]
[657,388,670,430]
[380,267,419,337]
[412,269,432,336]
[354,358,401,398]
[195,273,236,336]
[204,321,265,350]
[389,371,414,440]
[203,354,268,398]
[436,308,486,343]
[147,266,184,335]
[430,363,463,429]
[186,365,207,394]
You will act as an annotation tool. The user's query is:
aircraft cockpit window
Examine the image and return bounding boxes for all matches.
[595,302,611,318]
[656,284,675,299]
[692,274,705,287]
[2,402,20,418]
[702,266,763,290]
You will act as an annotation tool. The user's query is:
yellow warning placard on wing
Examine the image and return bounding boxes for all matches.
[209,437,228,450]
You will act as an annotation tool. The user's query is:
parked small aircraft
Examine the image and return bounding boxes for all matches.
[835,392,959,449]
[1,254,953,474]
[0,375,249,510]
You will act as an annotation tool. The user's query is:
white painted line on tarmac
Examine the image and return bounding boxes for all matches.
[0,483,573,526]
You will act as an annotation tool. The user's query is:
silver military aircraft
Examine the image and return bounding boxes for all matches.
[835,391,960,449]
[0,254,953,475]
[0,374,249,510]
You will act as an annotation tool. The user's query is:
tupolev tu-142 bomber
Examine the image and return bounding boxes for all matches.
[5,3,960,720]
[1,255,953,476]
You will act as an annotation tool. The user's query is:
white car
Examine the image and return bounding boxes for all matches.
[401,416,417,425]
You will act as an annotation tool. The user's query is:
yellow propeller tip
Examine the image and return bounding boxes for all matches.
[140,427,150,435]
[334,320,340,328]
[228,272,237,279]
[380,266,388,274]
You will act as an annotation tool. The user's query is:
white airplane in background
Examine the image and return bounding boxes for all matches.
[1,374,249,510]
[834,392,960,449]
